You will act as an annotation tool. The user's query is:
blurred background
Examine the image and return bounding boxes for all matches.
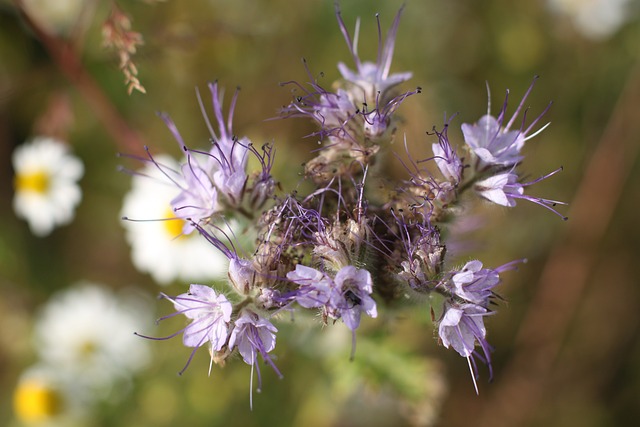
[1,0,639,426]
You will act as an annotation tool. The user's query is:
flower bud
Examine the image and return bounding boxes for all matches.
[228,258,256,296]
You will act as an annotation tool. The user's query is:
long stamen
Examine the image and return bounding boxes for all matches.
[467,356,479,395]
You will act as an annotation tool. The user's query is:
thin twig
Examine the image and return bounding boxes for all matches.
[14,0,146,156]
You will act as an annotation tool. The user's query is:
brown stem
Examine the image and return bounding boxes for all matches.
[15,0,146,156]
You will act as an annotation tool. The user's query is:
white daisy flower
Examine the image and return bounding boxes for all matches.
[33,283,152,396]
[547,0,632,39]
[21,0,85,34]
[12,137,84,237]
[120,155,231,285]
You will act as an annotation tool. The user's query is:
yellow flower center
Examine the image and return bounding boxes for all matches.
[14,170,50,194]
[163,208,187,240]
[78,340,97,360]
[13,379,64,423]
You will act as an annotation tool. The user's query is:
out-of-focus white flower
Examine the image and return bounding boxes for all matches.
[547,0,633,39]
[21,0,86,34]
[120,155,230,285]
[12,137,84,237]
[33,283,152,396]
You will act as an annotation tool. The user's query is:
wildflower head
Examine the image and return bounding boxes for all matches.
[197,81,251,197]
[155,80,261,225]
[29,282,151,409]
[120,155,231,284]
[229,309,279,367]
[474,167,568,219]
[286,264,332,308]
[137,284,231,376]
[448,260,500,307]
[335,3,413,103]
[330,265,377,331]
[431,121,464,184]
[156,114,220,234]
[462,77,551,169]
[287,264,377,330]
[228,309,282,408]
[280,78,360,146]
[164,284,232,351]
[281,5,419,164]
[438,303,493,394]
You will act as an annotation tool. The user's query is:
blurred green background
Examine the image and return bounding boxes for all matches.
[1,0,639,426]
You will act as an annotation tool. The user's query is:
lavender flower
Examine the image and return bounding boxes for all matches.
[461,77,551,168]
[286,263,376,360]
[280,6,419,156]
[474,168,568,219]
[229,309,279,367]
[120,155,230,284]
[228,309,282,408]
[431,123,463,184]
[154,109,224,235]
[331,265,377,330]
[164,284,232,351]
[314,89,360,146]
[287,264,377,330]
[438,303,493,393]
[281,80,360,146]
[335,3,412,103]
[205,82,251,206]
[135,284,232,376]
[439,304,489,358]
[151,81,263,234]
[361,88,420,142]
[449,260,500,306]
[474,172,522,206]
[163,151,219,235]
[285,264,332,308]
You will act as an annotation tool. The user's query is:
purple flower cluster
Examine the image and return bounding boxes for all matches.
[132,3,566,403]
